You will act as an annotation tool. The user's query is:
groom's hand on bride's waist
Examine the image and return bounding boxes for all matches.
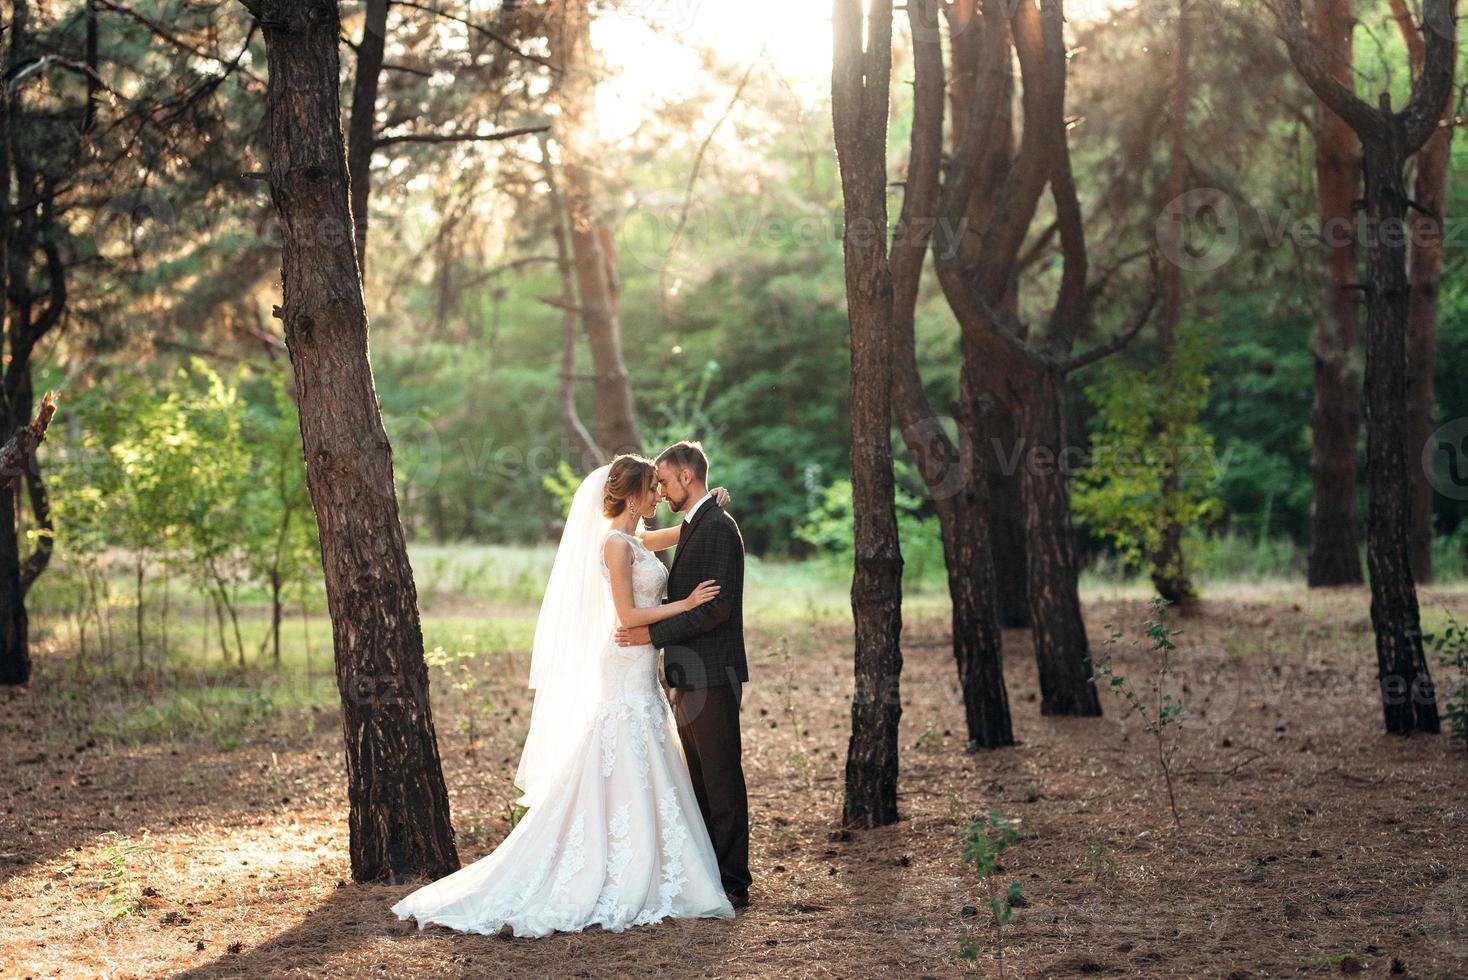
[615,625,652,646]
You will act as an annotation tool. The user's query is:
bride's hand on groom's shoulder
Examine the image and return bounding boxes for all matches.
[713,486,731,508]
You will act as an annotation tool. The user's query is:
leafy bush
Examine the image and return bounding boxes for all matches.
[1073,321,1224,591]
[794,466,947,592]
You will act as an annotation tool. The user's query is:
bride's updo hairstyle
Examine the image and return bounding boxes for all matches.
[602,454,656,519]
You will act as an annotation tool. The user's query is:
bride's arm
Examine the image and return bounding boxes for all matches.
[638,487,732,552]
[604,536,720,628]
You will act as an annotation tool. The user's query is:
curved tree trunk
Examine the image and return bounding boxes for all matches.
[1307,0,1364,587]
[250,0,459,881]
[888,0,1011,753]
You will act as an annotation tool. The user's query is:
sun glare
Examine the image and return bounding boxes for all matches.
[594,0,1134,142]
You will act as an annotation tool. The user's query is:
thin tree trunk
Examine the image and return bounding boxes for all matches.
[1392,0,1456,584]
[1276,0,1451,735]
[1360,135,1440,734]
[539,133,602,466]
[548,0,641,456]
[834,0,904,829]
[0,0,28,687]
[1307,0,1364,587]
[248,0,459,881]
[346,0,388,274]
[136,551,145,669]
[1150,0,1197,605]
[1,0,68,685]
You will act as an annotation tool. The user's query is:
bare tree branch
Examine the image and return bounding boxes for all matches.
[373,124,549,148]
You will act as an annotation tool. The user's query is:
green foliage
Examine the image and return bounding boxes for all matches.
[541,461,583,518]
[45,361,320,667]
[1423,611,1468,756]
[794,463,947,592]
[96,832,151,918]
[1080,840,1118,883]
[956,810,1025,970]
[424,644,494,755]
[1073,321,1225,588]
[1089,597,1186,828]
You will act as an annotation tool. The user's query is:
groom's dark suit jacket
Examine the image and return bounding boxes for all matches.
[648,498,747,690]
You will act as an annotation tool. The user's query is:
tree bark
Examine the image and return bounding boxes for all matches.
[1275,0,1452,735]
[1359,134,1440,735]
[0,0,64,687]
[249,0,460,880]
[1392,0,1456,584]
[1015,361,1101,715]
[834,0,904,829]
[977,390,1029,628]
[932,0,1136,717]
[950,0,1028,632]
[346,0,389,275]
[1307,0,1365,587]
[890,0,1012,751]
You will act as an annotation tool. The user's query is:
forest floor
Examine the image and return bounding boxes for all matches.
[2,580,1467,979]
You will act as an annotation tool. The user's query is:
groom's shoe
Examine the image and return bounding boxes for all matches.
[726,891,749,910]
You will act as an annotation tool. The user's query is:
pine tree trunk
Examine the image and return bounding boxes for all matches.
[1394,0,1456,584]
[977,392,1029,629]
[889,0,1011,753]
[834,0,903,830]
[940,492,1012,748]
[0,0,27,687]
[1307,0,1364,587]
[1016,364,1101,717]
[346,0,388,275]
[0,478,27,685]
[1360,135,1439,735]
[252,0,459,881]
[1404,119,1450,584]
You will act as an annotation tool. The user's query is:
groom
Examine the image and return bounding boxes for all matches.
[614,440,751,909]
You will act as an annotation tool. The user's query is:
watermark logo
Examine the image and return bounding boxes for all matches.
[1422,417,1468,501]
[92,190,176,259]
[1155,189,1240,273]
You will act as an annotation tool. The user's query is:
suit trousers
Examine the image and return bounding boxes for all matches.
[669,680,751,894]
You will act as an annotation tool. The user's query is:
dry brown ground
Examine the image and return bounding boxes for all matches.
[3,584,1466,979]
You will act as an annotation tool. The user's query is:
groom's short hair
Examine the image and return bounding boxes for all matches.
[656,441,708,482]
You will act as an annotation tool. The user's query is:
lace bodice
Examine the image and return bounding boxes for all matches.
[600,529,667,611]
[598,529,667,699]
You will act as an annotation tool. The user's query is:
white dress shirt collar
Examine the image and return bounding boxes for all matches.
[683,490,715,524]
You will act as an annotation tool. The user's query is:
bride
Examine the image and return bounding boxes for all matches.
[392,455,737,937]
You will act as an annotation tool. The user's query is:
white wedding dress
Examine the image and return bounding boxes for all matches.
[392,528,734,937]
